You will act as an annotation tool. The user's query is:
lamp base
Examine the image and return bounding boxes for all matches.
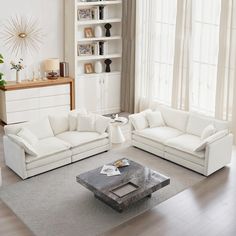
[47,71,59,80]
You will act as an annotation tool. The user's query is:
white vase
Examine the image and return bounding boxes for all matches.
[16,71,22,83]
[94,25,103,37]
[94,61,103,73]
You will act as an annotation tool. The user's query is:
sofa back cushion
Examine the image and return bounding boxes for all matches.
[68,109,87,131]
[77,114,96,132]
[159,106,189,132]
[26,117,54,139]
[4,117,54,140]
[49,114,69,135]
[186,113,230,136]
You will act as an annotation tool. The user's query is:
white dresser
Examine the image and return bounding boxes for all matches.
[0,78,75,124]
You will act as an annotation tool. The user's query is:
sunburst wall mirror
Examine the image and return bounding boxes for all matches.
[1,15,44,56]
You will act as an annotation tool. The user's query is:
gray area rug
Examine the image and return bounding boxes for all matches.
[0,146,205,236]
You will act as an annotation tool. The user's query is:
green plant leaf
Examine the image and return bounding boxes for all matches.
[0,54,3,64]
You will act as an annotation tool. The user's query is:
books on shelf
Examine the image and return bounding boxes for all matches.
[78,6,107,21]
[78,41,108,56]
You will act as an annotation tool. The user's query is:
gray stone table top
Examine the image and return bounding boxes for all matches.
[76,159,170,212]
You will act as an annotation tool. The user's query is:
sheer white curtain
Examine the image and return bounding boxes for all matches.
[190,0,221,115]
[215,0,236,141]
[135,0,177,111]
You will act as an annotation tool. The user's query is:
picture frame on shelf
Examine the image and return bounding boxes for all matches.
[84,63,94,74]
[84,27,94,38]
[78,44,93,56]
[78,9,93,21]
[78,7,99,21]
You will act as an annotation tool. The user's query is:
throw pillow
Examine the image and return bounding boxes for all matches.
[8,134,38,157]
[69,109,87,131]
[129,113,148,131]
[17,128,38,146]
[194,129,229,152]
[77,114,95,132]
[201,124,216,140]
[95,115,111,134]
[205,129,228,144]
[146,111,165,128]
[49,114,69,135]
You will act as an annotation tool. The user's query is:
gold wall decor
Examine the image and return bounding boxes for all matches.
[1,15,44,56]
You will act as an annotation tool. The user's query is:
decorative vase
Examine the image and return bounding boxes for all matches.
[94,61,103,73]
[94,25,103,37]
[16,71,22,83]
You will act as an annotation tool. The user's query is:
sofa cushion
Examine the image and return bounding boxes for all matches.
[56,131,108,148]
[186,113,215,136]
[159,106,189,132]
[4,117,54,139]
[26,137,71,161]
[72,138,109,155]
[49,114,69,135]
[68,109,87,131]
[132,134,165,151]
[146,111,165,128]
[26,150,72,170]
[133,126,183,144]
[77,114,96,132]
[165,134,205,158]
[8,134,38,157]
[17,127,39,146]
[26,117,54,140]
[165,146,205,165]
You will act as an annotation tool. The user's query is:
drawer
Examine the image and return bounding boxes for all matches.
[6,98,40,113]
[39,106,70,118]
[39,95,70,108]
[6,110,40,124]
[39,84,70,97]
[5,88,40,101]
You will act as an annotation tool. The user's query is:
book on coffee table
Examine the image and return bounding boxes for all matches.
[100,165,121,176]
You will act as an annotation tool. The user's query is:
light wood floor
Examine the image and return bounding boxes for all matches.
[0,125,236,236]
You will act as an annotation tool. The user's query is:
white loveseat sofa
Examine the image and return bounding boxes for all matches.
[3,110,111,179]
[129,105,233,176]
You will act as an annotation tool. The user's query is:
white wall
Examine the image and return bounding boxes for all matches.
[0,0,64,81]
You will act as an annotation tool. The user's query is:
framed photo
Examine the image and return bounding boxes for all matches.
[84,63,94,74]
[84,27,94,38]
[78,44,93,56]
[78,8,93,21]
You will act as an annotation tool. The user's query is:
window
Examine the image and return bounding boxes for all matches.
[190,0,221,115]
[152,0,177,105]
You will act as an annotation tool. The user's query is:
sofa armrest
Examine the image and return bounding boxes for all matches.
[205,134,233,176]
[3,135,27,179]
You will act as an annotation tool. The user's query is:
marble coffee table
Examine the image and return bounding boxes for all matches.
[76,159,170,212]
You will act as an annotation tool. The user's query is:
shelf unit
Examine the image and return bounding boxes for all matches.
[65,0,122,114]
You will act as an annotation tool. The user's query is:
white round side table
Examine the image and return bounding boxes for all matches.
[110,117,128,144]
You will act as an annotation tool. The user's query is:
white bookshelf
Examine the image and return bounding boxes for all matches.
[65,0,122,114]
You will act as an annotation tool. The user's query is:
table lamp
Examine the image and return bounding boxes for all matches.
[44,58,59,80]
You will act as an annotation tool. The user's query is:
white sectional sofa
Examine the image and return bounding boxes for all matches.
[129,105,233,176]
[3,110,111,179]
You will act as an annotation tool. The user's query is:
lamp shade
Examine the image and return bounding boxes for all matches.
[44,58,59,71]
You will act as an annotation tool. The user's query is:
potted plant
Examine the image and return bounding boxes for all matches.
[10,58,24,83]
[0,54,6,86]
